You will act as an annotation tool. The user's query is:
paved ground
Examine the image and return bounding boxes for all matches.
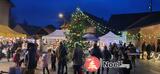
[108,59,160,74]
[1,58,160,74]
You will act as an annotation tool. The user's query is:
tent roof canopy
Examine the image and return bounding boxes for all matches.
[83,33,99,41]
[99,31,120,39]
[42,30,66,39]
[0,25,26,37]
[46,30,65,37]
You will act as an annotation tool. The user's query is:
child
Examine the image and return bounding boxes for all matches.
[42,52,50,74]
[13,49,21,67]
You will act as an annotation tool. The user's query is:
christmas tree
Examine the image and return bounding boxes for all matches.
[65,8,90,60]
[65,8,111,61]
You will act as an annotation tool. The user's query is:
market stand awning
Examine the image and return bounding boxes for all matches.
[0,25,26,37]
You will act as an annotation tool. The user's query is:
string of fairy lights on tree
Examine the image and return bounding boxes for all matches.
[72,8,113,36]
[72,8,160,41]
[65,8,91,62]
[65,7,119,61]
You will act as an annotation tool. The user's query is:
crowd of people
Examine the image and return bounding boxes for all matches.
[0,39,24,61]
[1,38,160,74]
[141,42,160,60]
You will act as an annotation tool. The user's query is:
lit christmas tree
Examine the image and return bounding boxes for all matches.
[65,8,112,61]
[65,8,89,60]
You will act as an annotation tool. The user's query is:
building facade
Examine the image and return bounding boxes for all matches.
[0,0,12,25]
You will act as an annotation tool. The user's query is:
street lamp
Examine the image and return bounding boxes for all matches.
[58,13,66,29]
[59,13,64,18]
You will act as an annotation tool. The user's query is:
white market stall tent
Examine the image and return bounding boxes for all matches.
[42,30,66,45]
[99,31,127,47]
[83,33,99,41]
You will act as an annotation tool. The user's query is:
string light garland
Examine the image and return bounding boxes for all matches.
[65,7,121,61]
[71,7,117,36]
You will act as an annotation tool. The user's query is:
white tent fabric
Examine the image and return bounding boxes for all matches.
[42,30,66,44]
[99,31,126,46]
[83,34,99,41]
[42,30,66,40]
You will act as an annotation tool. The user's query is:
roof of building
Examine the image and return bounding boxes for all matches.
[12,24,41,35]
[36,25,56,35]
[107,12,160,31]
[128,12,160,29]
[13,24,28,34]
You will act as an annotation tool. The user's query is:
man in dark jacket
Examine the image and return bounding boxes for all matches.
[122,54,132,74]
[73,43,84,74]
[57,42,68,74]
[102,46,111,74]
[90,42,102,74]
[51,50,56,71]
[25,43,37,74]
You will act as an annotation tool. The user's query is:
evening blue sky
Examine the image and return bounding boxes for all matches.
[11,0,160,28]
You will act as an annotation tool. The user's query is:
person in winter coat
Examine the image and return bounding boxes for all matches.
[146,44,152,60]
[141,42,146,59]
[129,44,136,67]
[90,42,102,74]
[73,43,84,74]
[111,43,119,61]
[25,43,37,74]
[13,49,21,67]
[102,45,111,74]
[51,50,56,71]
[151,43,156,52]
[157,43,160,52]
[122,54,132,74]
[57,42,68,74]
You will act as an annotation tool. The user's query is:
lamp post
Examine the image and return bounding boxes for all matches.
[58,13,65,25]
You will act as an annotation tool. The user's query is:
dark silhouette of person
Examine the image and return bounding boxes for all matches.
[73,43,84,74]
[102,46,111,74]
[130,44,136,67]
[151,43,155,52]
[90,42,102,74]
[122,54,132,74]
[51,50,56,71]
[157,43,160,52]
[25,43,37,74]
[57,42,67,74]
[141,42,146,59]
[146,44,152,60]
[128,42,134,48]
